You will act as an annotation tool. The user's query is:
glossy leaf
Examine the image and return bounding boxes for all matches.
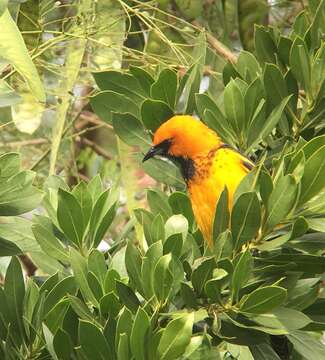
[158,313,194,360]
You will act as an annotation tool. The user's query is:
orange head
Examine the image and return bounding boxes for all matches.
[143,115,221,162]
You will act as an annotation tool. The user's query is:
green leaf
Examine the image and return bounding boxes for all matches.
[251,307,311,332]
[69,248,99,307]
[141,99,173,132]
[168,192,194,230]
[130,307,150,360]
[247,96,291,150]
[0,170,43,216]
[79,320,111,359]
[0,80,21,107]
[236,51,261,81]
[57,188,84,246]
[93,71,146,103]
[141,241,163,299]
[263,175,298,234]
[249,343,281,360]
[158,313,194,360]
[4,257,25,344]
[32,220,69,263]
[231,250,253,303]
[43,324,59,360]
[278,36,293,66]
[263,63,288,107]
[290,37,311,93]
[151,214,166,243]
[129,66,155,94]
[90,90,139,123]
[116,307,133,350]
[0,0,7,17]
[205,269,228,304]
[87,272,103,301]
[240,286,287,314]
[244,77,265,123]
[147,189,172,221]
[0,9,45,101]
[151,68,177,108]
[231,192,261,251]
[254,25,277,64]
[141,156,184,188]
[192,257,216,296]
[117,333,129,360]
[0,236,22,256]
[195,93,237,146]
[212,187,230,242]
[88,249,107,286]
[112,112,150,149]
[100,291,121,319]
[116,281,140,313]
[89,188,117,248]
[53,329,73,360]
[72,181,93,227]
[224,79,246,134]
[0,152,20,178]
[287,331,325,359]
[180,64,202,114]
[68,295,98,324]
[125,241,143,293]
[154,253,173,302]
[298,145,325,205]
[43,276,76,316]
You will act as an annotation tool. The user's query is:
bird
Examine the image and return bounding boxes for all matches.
[143,115,254,247]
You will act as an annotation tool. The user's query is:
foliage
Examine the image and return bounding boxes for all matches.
[0,0,325,359]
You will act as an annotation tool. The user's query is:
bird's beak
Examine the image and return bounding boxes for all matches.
[142,146,159,162]
[143,139,172,162]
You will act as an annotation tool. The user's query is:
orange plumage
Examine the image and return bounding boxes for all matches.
[143,115,253,246]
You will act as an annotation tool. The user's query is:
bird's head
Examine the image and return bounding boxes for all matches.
[143,115,221,162]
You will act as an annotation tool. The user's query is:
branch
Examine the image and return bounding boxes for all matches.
[75,136,112,160]
[193,21,238,64]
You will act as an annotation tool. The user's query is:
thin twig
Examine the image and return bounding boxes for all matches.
[192,21,238,64]
[0,138,47,148]
[75,136,112,160]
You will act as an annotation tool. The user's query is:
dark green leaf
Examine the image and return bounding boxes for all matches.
[254,25,277,64]
[263,175,298,233]
[231,250,253,303]
[93,71,146,103]
[224,79,246,134]
[112,112,150,149]
[70,248,99,307]
[57,188,84,246]
[116,281,140,313]
[141,99,173,132]
[4,257,25,345]
[79,320,111,359]
[212,188,229,242]
[231,192,261,251]
[90,90,139,123]
[151,68,177,108]
[130,307,150,360]
[290,37,311,93]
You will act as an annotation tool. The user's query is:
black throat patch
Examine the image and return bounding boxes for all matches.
[169,155,196,182]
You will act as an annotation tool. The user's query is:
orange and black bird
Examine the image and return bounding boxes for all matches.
[143,115,254,247]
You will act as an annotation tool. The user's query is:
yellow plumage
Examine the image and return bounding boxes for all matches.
[143,115,253,247]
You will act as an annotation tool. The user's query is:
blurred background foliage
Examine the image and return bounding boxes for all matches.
[0,0,325,359]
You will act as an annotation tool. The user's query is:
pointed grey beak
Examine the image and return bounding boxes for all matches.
[143,146,158,162]
[142,139,172,162]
